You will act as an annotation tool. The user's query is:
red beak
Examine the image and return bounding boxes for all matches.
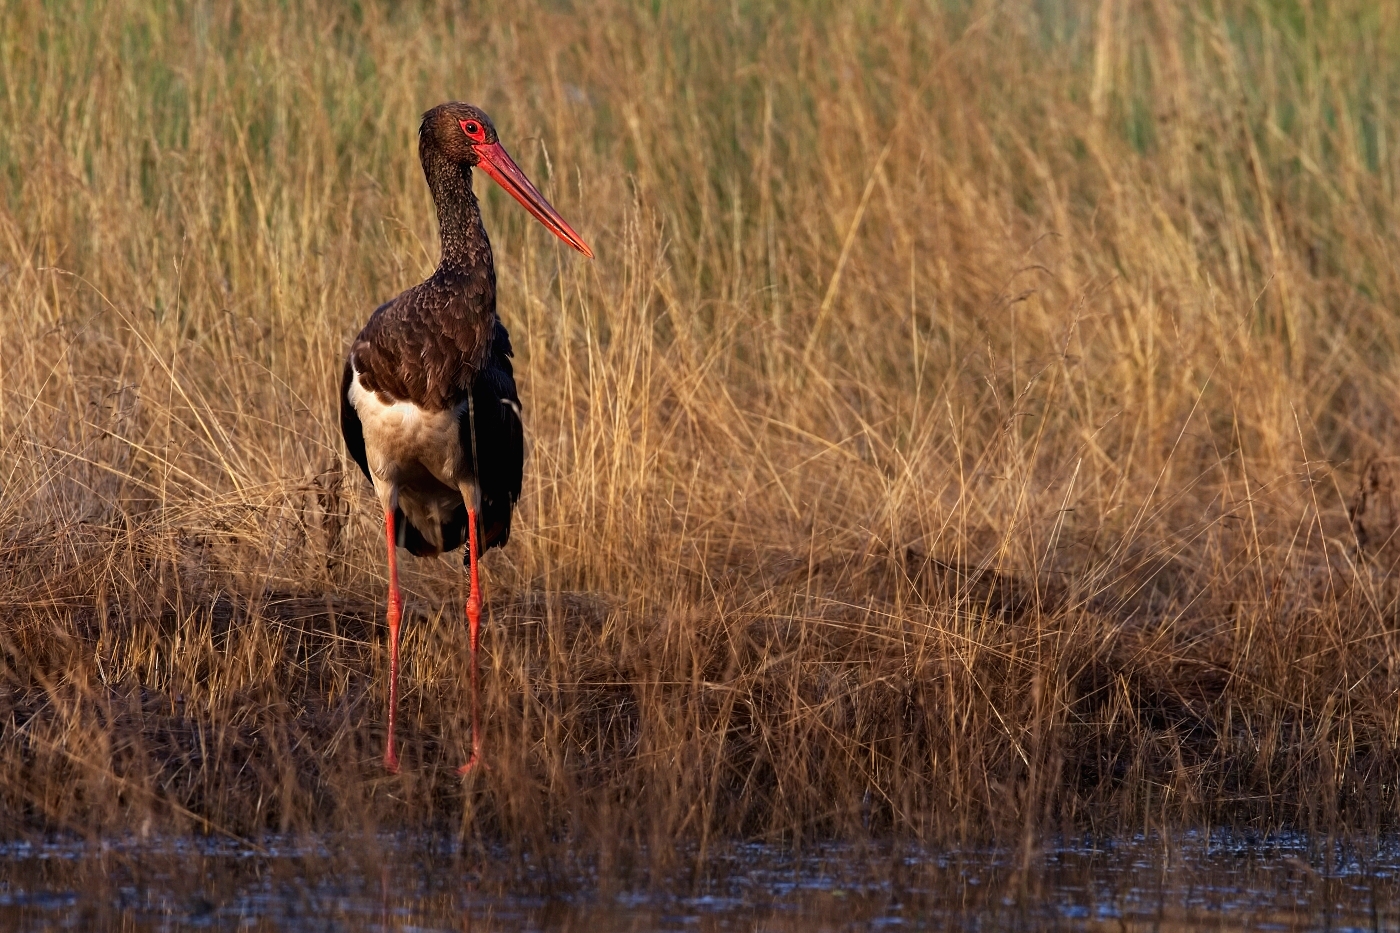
[474,141,594,258]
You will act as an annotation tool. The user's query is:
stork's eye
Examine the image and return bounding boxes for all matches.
[460,119,485,141]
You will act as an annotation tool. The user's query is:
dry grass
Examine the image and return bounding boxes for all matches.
[3,0,1400,856]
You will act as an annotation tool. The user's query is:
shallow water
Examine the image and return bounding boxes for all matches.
[1,832,1397,931]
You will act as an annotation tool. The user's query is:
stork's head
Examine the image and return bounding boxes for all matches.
[420,102,593,258]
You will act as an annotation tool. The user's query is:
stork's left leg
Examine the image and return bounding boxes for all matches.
[458,505,484,775]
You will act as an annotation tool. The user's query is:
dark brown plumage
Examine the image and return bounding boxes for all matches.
[339,102,592,774]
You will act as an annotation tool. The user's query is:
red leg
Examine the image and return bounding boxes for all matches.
[458,506,484,775]
[384,507,403,774]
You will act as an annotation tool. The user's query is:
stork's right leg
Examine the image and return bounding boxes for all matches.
[383,506,403,774]
[459,504,487,773]
[458,505,484,775]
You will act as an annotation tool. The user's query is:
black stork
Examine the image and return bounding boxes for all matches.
[340,103,592,774]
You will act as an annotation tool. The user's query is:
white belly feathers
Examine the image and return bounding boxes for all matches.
[347,367,473,554]
[348,368,465,485]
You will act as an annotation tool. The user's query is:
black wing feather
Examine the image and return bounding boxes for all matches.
[340,360,371,483]
[460,319,523,555]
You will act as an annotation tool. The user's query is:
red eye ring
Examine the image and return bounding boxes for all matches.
[460,119,485,141]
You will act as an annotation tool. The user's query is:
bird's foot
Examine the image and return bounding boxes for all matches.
[384,749,401,774]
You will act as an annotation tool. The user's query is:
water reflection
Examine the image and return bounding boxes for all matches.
[0,832,1396,931]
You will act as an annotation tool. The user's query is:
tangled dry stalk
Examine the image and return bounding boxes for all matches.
[3,0,1400,858]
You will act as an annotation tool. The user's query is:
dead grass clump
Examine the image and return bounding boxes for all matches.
[3,0,1400,856]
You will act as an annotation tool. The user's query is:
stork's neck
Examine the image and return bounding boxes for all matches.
[423,153,494,275]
